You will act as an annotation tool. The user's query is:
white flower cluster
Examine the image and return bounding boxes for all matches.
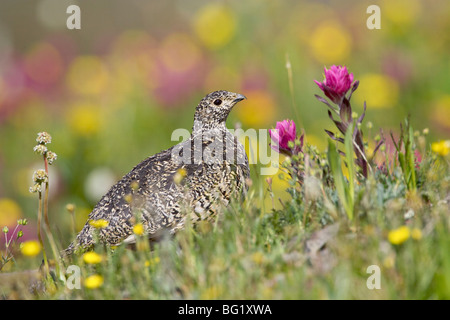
[36,131,52,144]
[30,132,58,193]
[33,131,58,164]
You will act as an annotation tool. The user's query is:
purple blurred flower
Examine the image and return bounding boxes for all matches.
[269,119,297,153]
[314,65,354,104]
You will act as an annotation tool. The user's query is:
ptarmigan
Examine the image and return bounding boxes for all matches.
[63,90,249,255]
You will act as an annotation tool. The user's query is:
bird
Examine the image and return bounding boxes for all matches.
[63,90,249,256]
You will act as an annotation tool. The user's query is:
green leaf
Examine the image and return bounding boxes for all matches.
[328,139,352,220]
[344,124,355,220]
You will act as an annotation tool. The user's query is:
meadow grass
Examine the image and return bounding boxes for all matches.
[2,128,448,300]
[1,70,449,300]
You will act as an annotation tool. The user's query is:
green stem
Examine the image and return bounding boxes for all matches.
[37,191,49,275]
[43,155,62,278]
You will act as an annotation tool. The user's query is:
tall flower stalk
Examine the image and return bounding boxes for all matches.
[314,65,383,178]
[31,132,59,276]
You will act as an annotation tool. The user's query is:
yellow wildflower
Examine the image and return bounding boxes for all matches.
[89,219,109,229]
[411,228,422,240]
[20,240,42,257]
[82,252,103,264]
[84,274,104,289]
[431,140,450,156]
[133,223,145,236]
[145,256,160,267]
[173,168,187,185]
[388,226,410,245]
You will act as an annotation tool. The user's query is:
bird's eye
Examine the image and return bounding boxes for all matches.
[213,99,222,106]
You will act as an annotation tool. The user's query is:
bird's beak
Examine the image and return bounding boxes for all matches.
[233,93,247,103]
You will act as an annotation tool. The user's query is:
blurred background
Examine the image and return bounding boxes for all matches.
[0,0,449,247]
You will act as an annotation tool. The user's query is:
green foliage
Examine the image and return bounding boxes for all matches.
[392,118,418,191]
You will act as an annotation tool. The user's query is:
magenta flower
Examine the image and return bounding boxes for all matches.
[314,65,354,105]
[414,149,422,169]
[269,119,297,154]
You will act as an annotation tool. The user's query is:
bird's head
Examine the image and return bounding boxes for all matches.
[193,90,246,131]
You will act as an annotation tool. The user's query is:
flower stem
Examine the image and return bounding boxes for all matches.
[42,154,62,276]
[37,191,49,275]
[285,54,302,128]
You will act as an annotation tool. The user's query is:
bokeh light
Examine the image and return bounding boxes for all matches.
[193,3,236,50]
[24,42,64,86]
[65,101,103,136]
[0,198,22,227]
[235,90,277,128]
[308,20,352,64]
[353,73,399,109]
[66,56,109,96]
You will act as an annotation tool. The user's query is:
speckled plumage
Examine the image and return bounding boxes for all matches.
[63,90,249,255]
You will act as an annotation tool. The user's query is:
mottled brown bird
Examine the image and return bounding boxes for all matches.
[63,90,249,255]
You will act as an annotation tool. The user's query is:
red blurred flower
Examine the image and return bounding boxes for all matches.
[314,65,354,104]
